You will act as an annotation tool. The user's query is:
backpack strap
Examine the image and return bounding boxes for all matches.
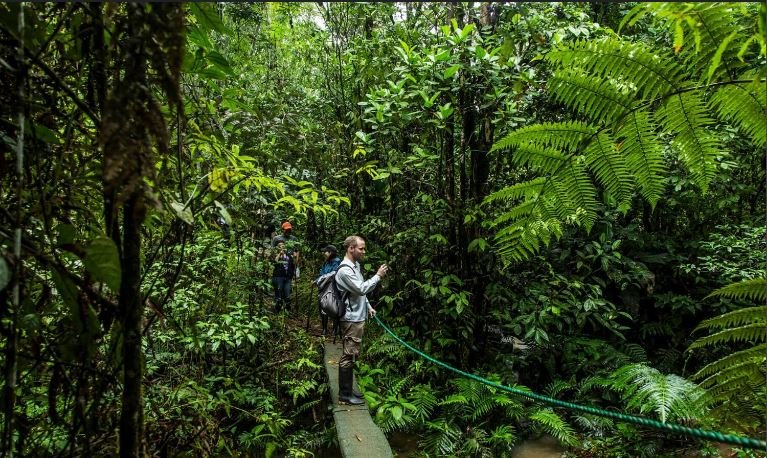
[334,264,354,297]
[334,263,353,274]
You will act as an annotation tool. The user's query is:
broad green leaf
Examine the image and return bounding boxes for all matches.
[170,201,194,225]
[460,23,475,40]
[26,121,60,144]
[84,236,122,291]
[707,30,738,84]
[443,64,461,79]
[206,50,234,75]
[189,3,227,34]
[188,25,213,50]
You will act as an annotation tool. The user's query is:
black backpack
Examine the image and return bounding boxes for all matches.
[316,265,352,319]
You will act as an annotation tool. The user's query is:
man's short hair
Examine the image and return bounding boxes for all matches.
[343,235,363,251]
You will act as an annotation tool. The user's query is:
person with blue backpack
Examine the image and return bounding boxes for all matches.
[316,244,341,336]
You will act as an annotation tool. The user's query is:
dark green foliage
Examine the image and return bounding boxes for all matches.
[606,364,706,423]
[687,279,766,433]
[488,4,765,262]
[1,2,764,457]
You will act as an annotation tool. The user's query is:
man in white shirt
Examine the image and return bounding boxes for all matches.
[335,235,388,405]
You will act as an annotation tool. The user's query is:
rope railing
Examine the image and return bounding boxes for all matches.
[373,315,767,451]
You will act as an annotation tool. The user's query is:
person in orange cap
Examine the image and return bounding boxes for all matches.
[271,221,300,312]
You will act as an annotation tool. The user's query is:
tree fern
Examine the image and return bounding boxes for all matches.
[705,276,767,302]
[608,364,706,423]
[655,91,720,192]
[549,68,634,125]
[687,279,766,432]
[491,121,597,154]
[616,109,665,206]
[484,177,547,205]
[509,144,569,174]
[711,79,767,148]
[546,38,686,100]
[487,5,764,263]
[620,3,760,80]
[688,322,766,349]
[584,131,633,206]
[692,346,764,381]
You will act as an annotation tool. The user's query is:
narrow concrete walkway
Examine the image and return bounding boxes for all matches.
[323,341,393,458]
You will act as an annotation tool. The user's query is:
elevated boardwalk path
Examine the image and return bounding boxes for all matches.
[323,341,393,458]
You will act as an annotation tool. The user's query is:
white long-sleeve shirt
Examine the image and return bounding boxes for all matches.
[335,258,380,322]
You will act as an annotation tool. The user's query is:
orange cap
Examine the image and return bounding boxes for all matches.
[281,221,292,230]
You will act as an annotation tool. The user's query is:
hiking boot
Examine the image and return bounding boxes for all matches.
[338,366,364,405]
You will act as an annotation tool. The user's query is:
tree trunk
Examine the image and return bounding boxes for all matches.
[119,193,146,458]
[466,2,496,367]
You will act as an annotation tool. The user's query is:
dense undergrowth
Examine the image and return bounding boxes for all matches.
[0,2,764,457]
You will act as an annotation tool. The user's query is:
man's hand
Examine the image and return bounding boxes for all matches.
[376,264,389,278]
[369,307,377,318]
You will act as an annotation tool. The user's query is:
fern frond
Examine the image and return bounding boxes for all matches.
[696,356,766,390]
[573,414,614,438]
[487,425,516,448]
[703,378,764,408]
[621,3,754,81]
[640,321,675,339]
[622,343,649,363]
[510,145,569,174]
[545,379,574,399]
[422,419,462,456]
[608,364,705,423]
[439,394,469,406]
[711,80,767,147]
[556,160,599,229]
[656,91,720,193]
[692,346,765,380]
[617,109,666,206]
[547,38,686,100]
[409,384,437,421]
[584,132,634,205]
[683,4,750,80]
[693,305,766,334]
[491,121,597,153]
[549,69,634,124]
[529,409,578,446]
[494,217,563,262]
[367,336,407,358]
[388,374,412,397]
[688,281,766,412]
[490,200,537,225]
[706,277,766,302]
[470,395,496,422]
[485,178,546,204]
[578,374,614,395]
[688,323,766,350]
